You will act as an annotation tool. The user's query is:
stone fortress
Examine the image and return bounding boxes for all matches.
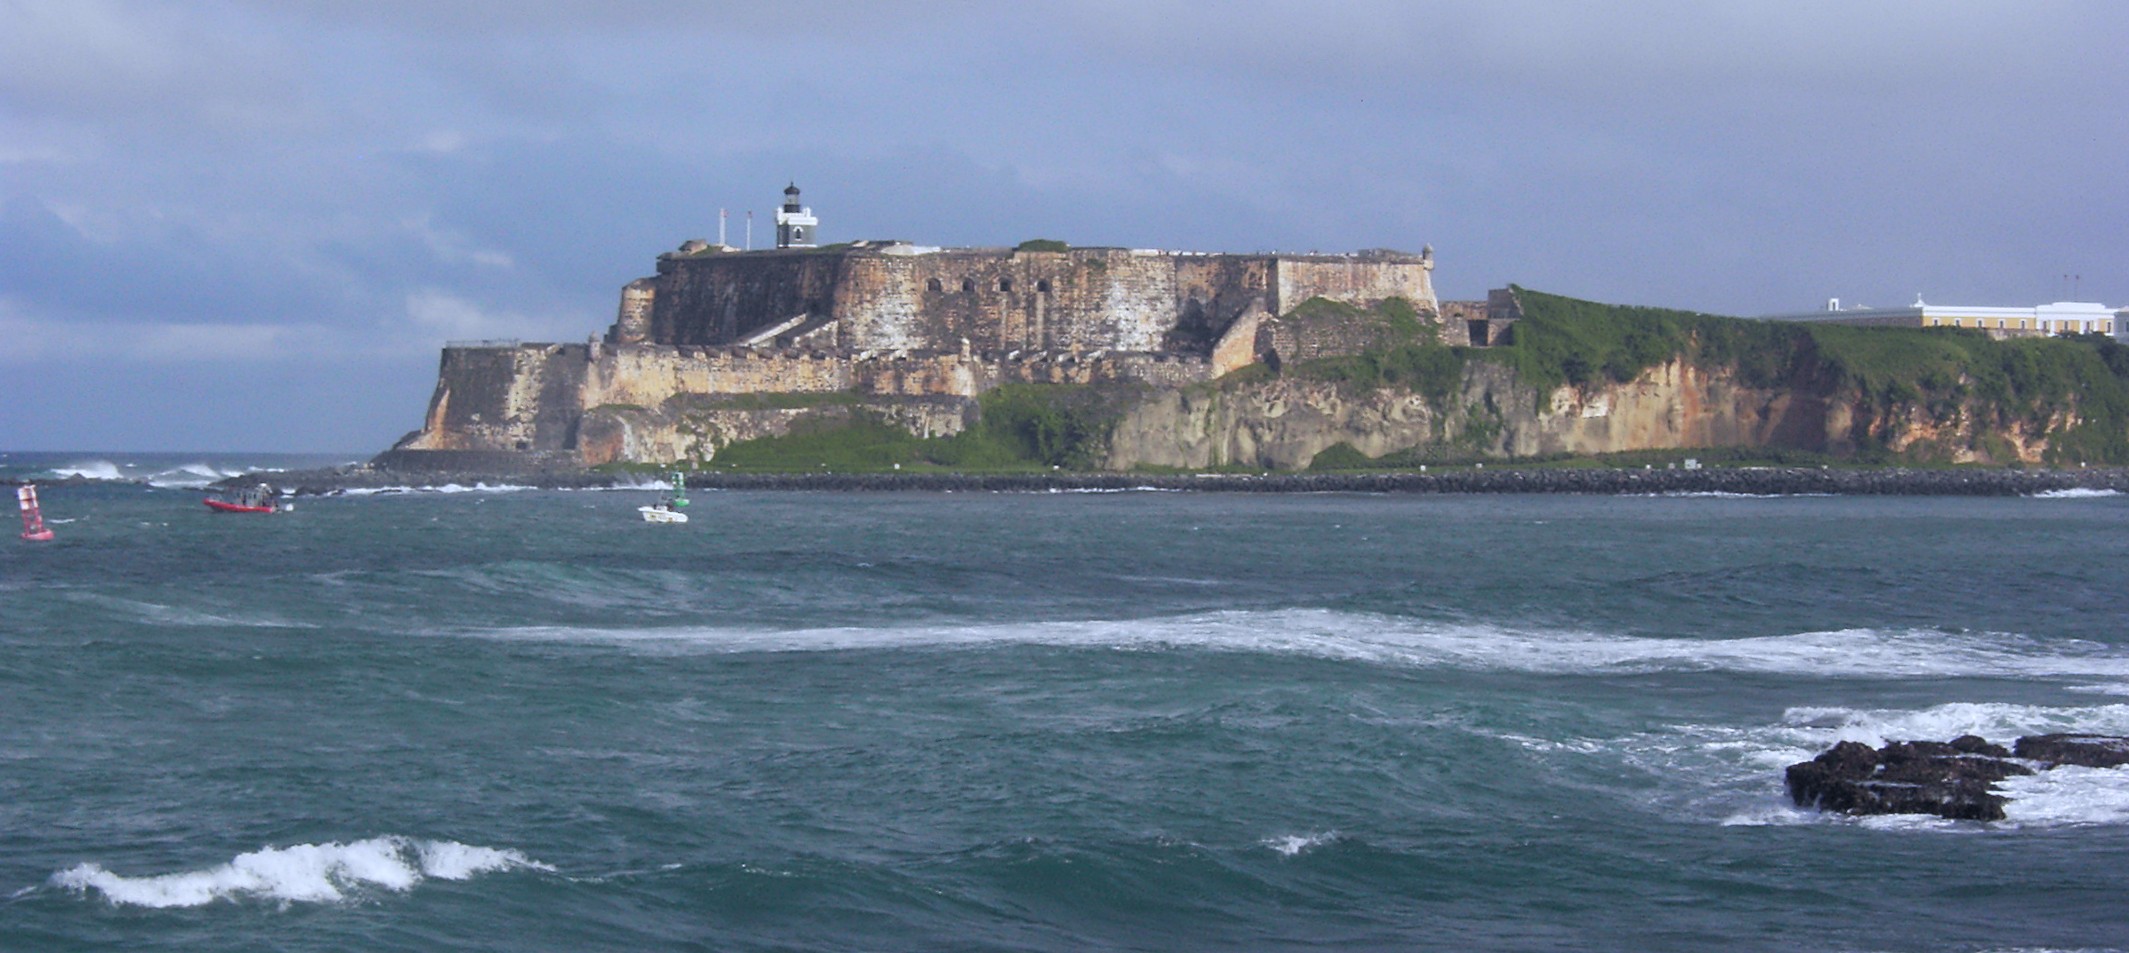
[390,184,1516,467]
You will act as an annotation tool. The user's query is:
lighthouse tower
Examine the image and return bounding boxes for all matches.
[775,182,818,249]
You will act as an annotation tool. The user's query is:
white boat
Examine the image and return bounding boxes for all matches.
[638,470,690,523]
[638,503,688,523]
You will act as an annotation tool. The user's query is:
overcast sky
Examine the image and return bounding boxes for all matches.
[4,1,2124,452]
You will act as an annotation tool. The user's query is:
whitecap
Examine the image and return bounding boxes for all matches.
[1778,701,2129,749]
[343,483,536,496]
[1717,805,1817,827]
[1264,831,1338,856]
[2065,683,2129,696]
[2031,488,2121,499]
[50,460,127,481]
[146,462,247,489]
[49,836,551,908]
[429,483,536,494]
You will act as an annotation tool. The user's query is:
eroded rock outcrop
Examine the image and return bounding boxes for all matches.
[1786,734,2129,821]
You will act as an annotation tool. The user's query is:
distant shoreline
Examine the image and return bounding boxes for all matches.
[187,464,2129,497]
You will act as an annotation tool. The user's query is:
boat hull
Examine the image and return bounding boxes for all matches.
[638,505,688,524]
[204,499,276,514]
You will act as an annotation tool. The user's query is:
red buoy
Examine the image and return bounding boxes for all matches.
[18,485,54,541]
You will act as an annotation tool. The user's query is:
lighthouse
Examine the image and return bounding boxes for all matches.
[775,182,818,249]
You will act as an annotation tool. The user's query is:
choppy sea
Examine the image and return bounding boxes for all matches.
[5,451,2129,952]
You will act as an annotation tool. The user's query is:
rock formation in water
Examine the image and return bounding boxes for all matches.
[1785,734,2129,821]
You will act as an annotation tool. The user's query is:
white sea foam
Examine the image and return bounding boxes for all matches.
[1778,701,2129,748]
[51,460,126,481]
[66,593,318,629]
[460,610,2129,682]
[343,482,537,496]
[50,836,551,908]
[2066,683,2129,696]
[1264,831,1338,856]
[1048,486,1181,494]
[1995,766,2129,827]
[146,462,248,489]
[1611,701,2129,830]
[2031,488,2121,499]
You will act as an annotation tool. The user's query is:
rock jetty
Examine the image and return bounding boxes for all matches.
[214,461,2129,498]
[1786,734,2129,821]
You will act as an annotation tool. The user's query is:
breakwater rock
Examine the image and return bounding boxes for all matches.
[1786,734,2129,821]
[221,463,2129,498]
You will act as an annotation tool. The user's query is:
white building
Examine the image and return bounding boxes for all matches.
[1757,298,2123,340]
[775,182,818,249]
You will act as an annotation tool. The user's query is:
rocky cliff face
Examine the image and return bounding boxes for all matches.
[1101,357,2066,470]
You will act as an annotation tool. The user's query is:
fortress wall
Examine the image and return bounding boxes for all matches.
[1069,251,1180,352]
[834,255,930,352]
[1438,300,1485,347]
[832,250,1279,355]
[650,252,846,346]
[609,278,656,344]
[850,353,991,397]
[839,249,1183,354]
[585,345,851,408]
[1273,257,1436,315]
[1167,256,1275,351]
[401,344,589,452]
[588,344,1215,406]
[648,249,1417,358]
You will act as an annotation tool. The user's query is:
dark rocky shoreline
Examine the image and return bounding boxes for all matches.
[204,461,2129,497]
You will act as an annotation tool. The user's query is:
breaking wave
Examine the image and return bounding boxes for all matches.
[144,463,264,489]
[460,609,2129,681]
[49,836,551,908]
[48,460,126,482]
[344,483,537,496]
[2031,488,2122,499]
[32,458,295,487]
[1263,831,1340,856]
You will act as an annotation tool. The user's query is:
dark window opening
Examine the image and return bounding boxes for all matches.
[999,278,1014,292]
[1467,320,1490,346]
[962,278,976,293]
[927,278,942,293]
[1036,279,1051,293]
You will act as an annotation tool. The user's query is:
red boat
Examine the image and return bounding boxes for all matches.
[204,484,283,514]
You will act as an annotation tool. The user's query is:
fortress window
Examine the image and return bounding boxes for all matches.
[927,278,943,293]
[999,278,1014,292]
[1037,279,1051,293]
[962,278,976,293]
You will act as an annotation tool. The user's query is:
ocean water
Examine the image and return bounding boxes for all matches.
[6,456,2129,951]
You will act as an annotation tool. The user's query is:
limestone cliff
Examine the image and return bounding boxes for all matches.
[1099,355,2073,470]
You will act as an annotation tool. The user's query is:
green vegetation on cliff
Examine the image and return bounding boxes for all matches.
[709,383,1135,473]
[1280,297,1464,403]
[1492,288,2129,464]
[1273,287,2129,467]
